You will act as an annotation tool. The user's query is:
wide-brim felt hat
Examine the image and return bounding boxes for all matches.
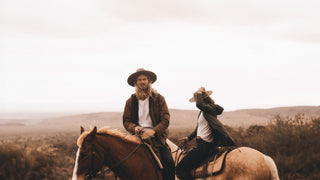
[127,68,157,87]
[189,90,212,102]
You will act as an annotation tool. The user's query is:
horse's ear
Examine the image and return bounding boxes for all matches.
[86,126,97,142]
[92,126,97,135]
[80,126,85,134]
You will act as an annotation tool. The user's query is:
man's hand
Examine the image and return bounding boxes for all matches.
[178,137,188,147]
[135,126,142,135]
[141,129,155,139]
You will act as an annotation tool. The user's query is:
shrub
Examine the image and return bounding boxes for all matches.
[237,114,320,179]
[0,145,56,180]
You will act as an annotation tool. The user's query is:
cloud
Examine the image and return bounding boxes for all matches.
[1,0,320,112]
[98,0,320,26]
[0,0,116,37]
[1,0,320,41]
[267,20,320,43]
[99,0,207,21]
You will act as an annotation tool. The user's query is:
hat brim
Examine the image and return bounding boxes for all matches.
[127,70,157,87]
[189,91,212,102]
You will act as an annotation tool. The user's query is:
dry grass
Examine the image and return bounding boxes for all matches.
[1,112,320,179]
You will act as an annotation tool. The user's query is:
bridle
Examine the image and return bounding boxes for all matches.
[83,134,186,180]
[84,134,145,180]
[85,141,103,180]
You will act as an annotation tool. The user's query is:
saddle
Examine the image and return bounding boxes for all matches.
[143,142,164,169]
[190,148,232,179]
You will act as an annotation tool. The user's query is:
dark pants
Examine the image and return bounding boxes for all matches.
[159,143,175,180]
[151,137,175,180]
[175,138,217,180]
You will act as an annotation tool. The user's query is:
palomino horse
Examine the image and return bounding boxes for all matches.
[72,127,279,180]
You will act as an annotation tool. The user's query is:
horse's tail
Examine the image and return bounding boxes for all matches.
[263,155,280,180]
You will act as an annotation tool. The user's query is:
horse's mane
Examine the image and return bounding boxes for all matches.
[77,126,140,147]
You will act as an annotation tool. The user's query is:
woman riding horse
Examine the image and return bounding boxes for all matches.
[176,87,235,180]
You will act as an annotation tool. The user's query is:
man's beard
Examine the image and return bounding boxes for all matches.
[135,84,154,100]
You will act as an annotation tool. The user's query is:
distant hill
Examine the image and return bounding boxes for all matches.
[34,106,320,131]
[38,112,123,131]
[219,106,320,127]
[1,106,319,134]
[0,122,25,127]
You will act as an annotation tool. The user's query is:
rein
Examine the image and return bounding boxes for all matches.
[109,142,142,170]
[172,144,185,166]
[137,134,161,180]
[85,134,142,180]
[86,133,160,180]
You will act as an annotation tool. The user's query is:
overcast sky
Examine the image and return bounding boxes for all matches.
[1,0,320,113]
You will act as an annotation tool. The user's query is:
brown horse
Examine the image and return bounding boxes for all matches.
[72,127,279,180]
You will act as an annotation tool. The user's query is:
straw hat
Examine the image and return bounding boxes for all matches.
[127,68,157,87]
[189,90,213,102]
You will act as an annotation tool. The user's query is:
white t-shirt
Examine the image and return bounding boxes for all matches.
[138,97,153,130]
[197,112,214,143]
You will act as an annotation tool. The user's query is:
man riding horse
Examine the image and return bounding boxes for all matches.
[122,68,175,180]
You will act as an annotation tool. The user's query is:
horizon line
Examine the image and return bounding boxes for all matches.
[1,105,319,114]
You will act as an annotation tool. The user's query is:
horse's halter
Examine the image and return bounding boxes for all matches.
[84,142,102,180]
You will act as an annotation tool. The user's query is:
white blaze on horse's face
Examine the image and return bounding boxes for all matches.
[71,148,88,180]
[74,126,105,179]
[77,142,95,178]
[72,148,81,180]
[72,143,93,180]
